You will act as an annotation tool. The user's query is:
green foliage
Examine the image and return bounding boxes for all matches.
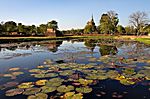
[37,24,47,35]
[99,11,119,34]
[47,20,58,30]
[84,16,97,34]
[117,25,125,34]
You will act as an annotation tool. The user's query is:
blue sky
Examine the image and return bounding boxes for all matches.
[0,0,150,30]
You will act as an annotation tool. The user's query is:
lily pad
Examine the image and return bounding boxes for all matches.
[78,78,93,86]
[9,68,20,71]
[41,86,56,93]
[5,88,24,96]
[35,80,47,86]
[57,85,74,93]
[4,82,19,88]
[18,82,34,89]
[23,88,41,95]
[27,93,48,99]
[63,92,83,99]
[76,87,92,93]
[59,70,74,76]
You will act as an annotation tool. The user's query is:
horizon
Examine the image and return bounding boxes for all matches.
[0,0,150,30]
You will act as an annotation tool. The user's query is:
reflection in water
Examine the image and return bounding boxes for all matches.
[84,39,96,52]
[41,40,63,52]
[99,45,118,56]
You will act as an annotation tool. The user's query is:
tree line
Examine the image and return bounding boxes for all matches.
[63,11,150,36]
[0,11,150,36]
[0,20,58,36]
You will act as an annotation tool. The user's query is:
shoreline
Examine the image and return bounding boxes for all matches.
[0,36,150,44]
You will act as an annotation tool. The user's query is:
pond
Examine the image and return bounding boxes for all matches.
[0,39,150,99]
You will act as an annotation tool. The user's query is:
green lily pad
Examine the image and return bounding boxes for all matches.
[78,78,93,86]
[120,79,135,86]
[45,78,64,87]
[27,93,48,99]
[76,87,92,93]
[41,86,56,93]
[57,85,74,93]
[23,88,41,95]
[59,70,74,76]
[63,92,83,99]
[18,82,34,89]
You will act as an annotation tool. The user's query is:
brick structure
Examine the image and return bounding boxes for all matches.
[45,28,56,37]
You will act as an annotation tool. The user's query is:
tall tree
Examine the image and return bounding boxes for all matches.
[3,21,17,35]
[47,20,58,30]
[129,11,149,36]
[17,23,24,34]
[37,24,47,35]
[117,25,125,34]
[107,10,119,33]
[99,14,111,34]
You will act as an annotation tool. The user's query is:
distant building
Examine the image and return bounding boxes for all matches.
[87,15,96,26]
[45,28,56,36]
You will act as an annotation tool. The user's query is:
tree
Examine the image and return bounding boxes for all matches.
[84,24,96,34]
[143,24,150,34]
[47,20,58,30]
[129,11,149,36]
[117,25,125,34]
[99,14,111,34]
[3,21,17,35]
[99,11,119,34]
[107,10,119,33]
[125,26,136,35]
[37,24,47,35]
[17,23,24,34]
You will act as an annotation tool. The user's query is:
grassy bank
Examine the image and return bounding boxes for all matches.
[0,36,150,44]
[135,38,150,45]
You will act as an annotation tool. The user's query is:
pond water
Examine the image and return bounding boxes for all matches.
[0,39,150,99]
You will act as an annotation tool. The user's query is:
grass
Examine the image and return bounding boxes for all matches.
[0,35,150,45]
[135,38,150,45]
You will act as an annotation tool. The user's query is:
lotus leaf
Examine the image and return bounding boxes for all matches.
[76,87,92,93]
[122,68,136,75]
[44,59,53,65]
[45,78,64,87]
[78,79,93,86]
[143,66,150,69]
[59,70,74,76]
[12,72,24,76]
[63,92,83,99]
[4,82,19,88]
[120,79,135,86]
[37,66,44,69]
[41,86,56,93]
[5,88,24,96]
[29,69,41,73]
[3,74,13,78]
[23,88,41,95]
[107,70,119,79]
[57,85,74,93]
[27,93,48,99]
[9,68,20,71]
[35,80,47,86]
[18,82,34,89]
[45,73,58,78]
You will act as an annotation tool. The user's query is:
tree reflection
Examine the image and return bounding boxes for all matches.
[99,45,118,56]
[46,40,63,52]
[84,39,97,52]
